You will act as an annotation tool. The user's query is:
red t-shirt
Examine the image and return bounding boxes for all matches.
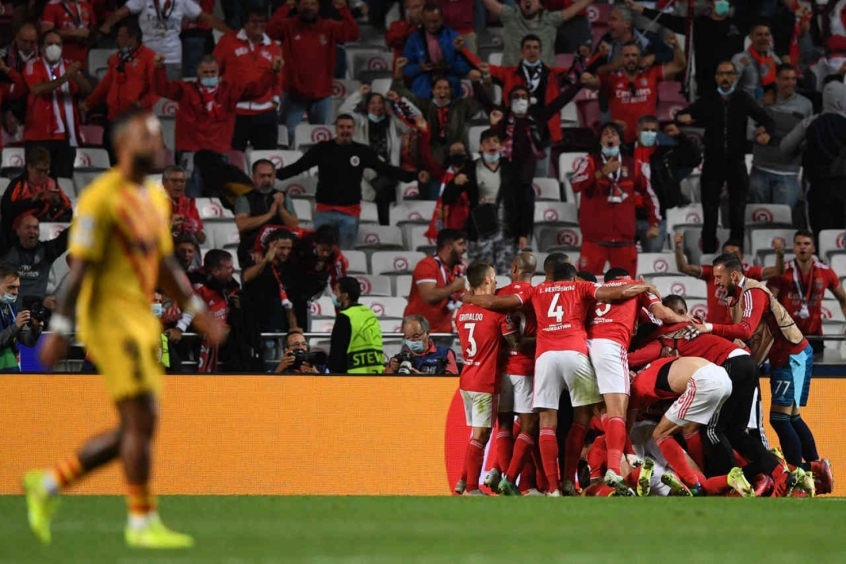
[512,280,598,357]
[498,281,536,377]
[404,255,458,334]
[41,0,97,68]
[767,260,841,337]
[457,304,515,393]
[628,322,747,369]
[700,263,764,324]
[599,65,663,143]
[586,279,660,347]
[629,357,678,412]
[712,287,808,367]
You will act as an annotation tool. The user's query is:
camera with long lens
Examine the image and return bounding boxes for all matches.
[292,348,327,369]
[393,351,414,375]
[23,296,51,326]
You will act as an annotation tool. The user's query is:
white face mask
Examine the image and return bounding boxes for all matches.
[151,303,163,318]
[0,292,16,305]
[44,44,62,64]
[511,98,529,115]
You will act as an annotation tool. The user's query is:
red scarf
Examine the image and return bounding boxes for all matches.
[199,85,221,118]
[748,45,776,87]
[435,105,449,138]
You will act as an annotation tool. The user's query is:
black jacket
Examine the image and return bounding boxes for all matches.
[677,89,775,161]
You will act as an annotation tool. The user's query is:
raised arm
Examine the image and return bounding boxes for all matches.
[152,56,187,101]
[99,5,130,35]
[673,233,702,277]
[480,0,504,19]
[196,11,232,34]
[561,0,593,21]
[661,33,686,77]
[276,145,322,181]
[760,238,785,279]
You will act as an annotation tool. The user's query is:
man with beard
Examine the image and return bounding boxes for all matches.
[0,215,68,310]
[691,253,827,492]
[191,249,244,373]
[235,159,299,267]
[243,228,300,338]
[480,0,594,67]
[676,61,775,254]
[267,0,359,141]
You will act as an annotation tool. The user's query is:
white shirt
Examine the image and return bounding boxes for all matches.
[126,0,202,64]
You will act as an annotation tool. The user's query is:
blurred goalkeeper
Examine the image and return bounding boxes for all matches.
[23,109,226,549]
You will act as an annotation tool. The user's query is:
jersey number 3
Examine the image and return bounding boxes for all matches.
[463,323,476,358]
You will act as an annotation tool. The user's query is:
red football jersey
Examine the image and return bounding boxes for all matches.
[498,282,537,377]
[700,263,764,324]
[405,256,459,334]
[768,260,841,337]
[629,357,678,412]
[513,280,598,357]
[586,279,660,346]
[599,65,663,143]
[457,304,515,393]
[41,0,96,68]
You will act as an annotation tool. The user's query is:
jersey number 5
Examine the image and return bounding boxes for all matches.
[464,323,477,358]
[547,293,566,323]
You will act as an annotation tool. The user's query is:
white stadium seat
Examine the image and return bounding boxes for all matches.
[391,201,436,225]
[762,253,795,268]
[38,222,69,242]
[370,77,392,95]
[652,276,708,299]
[830,254,846,280]
[160,118,175,151]
[57,177,76,197]
[249,149,304,171]
[402,224,436,252]
[532,178,561,201]
[686,299,709,320]
[291,198,313,223]
[558,152,588,204]
[360,202,379,224]
[821,299,845,322]
[534,225,582,251]
[681,227,730,267]
[394,274,412,297]
[0,177,10,196]
[370,251,425,274]
[277,125,289,149]
[818,230,845,262]
[750,228,796,261]
[666,204,704,233]
[206,222,240,249]
[196,197,235,220]
[293,124,335,151]
[1,147,25,170]
[87,48,113,78]
[354,225,404,250]
[379,319,404,334]
[359,297,407,319]
[343,250,369,274]
[744,203,793,227]
[354,274,392,296]
[280,175,314,198]
[153,97,179,117]
[533,201,578,226]
[395,181,419,203]
[467,125,488,154]
[310,296,337,319]
[637,253,681,278]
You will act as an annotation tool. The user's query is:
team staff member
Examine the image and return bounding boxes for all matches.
[674,234,785,324]
[404,228,467,337]
[328,277,384,374]
[768,230,846,357]
[81,21,157,163]
[274,114,417,249]
[571,122,658,277]
[585,34,686,143]
[383,314,459,375]
[213,6,283,151]
[691,253,828,483]
[676,60,775,254]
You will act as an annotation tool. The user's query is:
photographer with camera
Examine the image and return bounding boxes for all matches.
[274,330,328,374]
[0,267,43,372]
[384,314,459,375]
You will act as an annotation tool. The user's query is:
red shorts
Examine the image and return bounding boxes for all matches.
[578,241,637,276]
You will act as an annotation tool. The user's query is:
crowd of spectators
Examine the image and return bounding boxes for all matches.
[0,0,845,373]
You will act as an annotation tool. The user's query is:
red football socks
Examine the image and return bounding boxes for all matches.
[463,439,485,492]
[496,429,514,475]
[539,427,560,490]
[506,432,533,481]
[563,423,587,485]
[606,417,626,475]
[656,435,699,487]
[683,431,705,471]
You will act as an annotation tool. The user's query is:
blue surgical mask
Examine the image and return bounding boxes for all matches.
[639,130,658,147]
[200,76,219,88]
[406,339,426,353]
[151,303,163,318]
[483,152,501,163]
[368,113,386,123]
[522,58,542,68]
[331,294,342,307]
[714,0,730,16]
[0,293,16,305]
[718,85,735,96]
[601,145,620,158]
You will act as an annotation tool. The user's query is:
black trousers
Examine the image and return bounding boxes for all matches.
[232,110,279,152]
[700,156,748,254]
[703,355,780,477]
[26,140,75,180]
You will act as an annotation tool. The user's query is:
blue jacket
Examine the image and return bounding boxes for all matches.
[401,26,470,100]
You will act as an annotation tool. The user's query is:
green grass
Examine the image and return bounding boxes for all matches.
[2,496,846,563]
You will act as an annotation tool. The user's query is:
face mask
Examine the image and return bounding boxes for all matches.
[601,145,620,158]
[132,154,156,175]
[44,44,62,64]
[639,130,658,147]
[200,76,219,88]
[151,303,163,318]
[367,113,386,123]
[331,294,343,307]
[0,292,16,305]
[448,154,466,167]
[522,58,542,68]
[717,85,735,95]
[483,152,501,163]
[713,0,730,16]
[511,98,529,115]
[406,339,426,353]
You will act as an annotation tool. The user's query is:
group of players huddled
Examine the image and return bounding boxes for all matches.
[453,250,834,498]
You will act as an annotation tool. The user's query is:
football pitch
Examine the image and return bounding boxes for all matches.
[2,496,846,563]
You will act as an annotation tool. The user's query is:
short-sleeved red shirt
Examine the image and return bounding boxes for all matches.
[599,65,663,143]
[457,304,515,393]
[586,279,660,347]
[700,263,764,324]
[767,260,841,337]
[498,281,536,377]
[41,0,97,68]
[404,255,458,334]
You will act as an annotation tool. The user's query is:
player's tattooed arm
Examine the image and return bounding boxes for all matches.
[503,332,520,352]
[460,293,522,311]
[595,283,657,302]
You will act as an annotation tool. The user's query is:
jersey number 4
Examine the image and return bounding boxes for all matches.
[547,293,567,323]
[463,323,477,358]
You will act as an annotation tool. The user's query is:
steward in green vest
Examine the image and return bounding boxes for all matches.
[328,277,384,374]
